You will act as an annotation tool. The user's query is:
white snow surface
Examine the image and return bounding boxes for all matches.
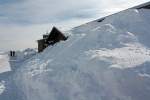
[1,8,150,100]
[0,54,11,73]
[87,43,150,69]
[0,81,5,95]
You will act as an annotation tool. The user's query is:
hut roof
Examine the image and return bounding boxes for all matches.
[46,27,66,42]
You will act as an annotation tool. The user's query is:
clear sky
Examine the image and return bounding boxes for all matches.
[0,0,148,51]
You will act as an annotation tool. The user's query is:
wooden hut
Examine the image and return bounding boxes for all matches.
[37,27,68,52]
[37,39,46,52]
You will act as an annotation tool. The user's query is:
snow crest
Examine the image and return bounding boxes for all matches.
[1,8,150,100]
[87,43,150,69]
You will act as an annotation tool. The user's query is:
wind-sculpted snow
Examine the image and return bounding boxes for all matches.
[0,54,11,73]
[0,81,5,95]
[6,8,150,100]
[87,43,150,69]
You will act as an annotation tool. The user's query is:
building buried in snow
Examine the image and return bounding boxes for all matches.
[37,27,68,52]
[37,2,150,53]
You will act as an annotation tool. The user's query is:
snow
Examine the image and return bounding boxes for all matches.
[1,3,150,100]
[0,81,5,95]
[86,43,150,69]
[138,73,150,78]
[133,1,150,9]
[0,54,11,73]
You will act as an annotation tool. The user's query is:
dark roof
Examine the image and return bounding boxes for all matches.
[46,27,66,41]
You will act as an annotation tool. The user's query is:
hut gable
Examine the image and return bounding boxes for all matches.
[46,27,68,45]
[37,26,68,52]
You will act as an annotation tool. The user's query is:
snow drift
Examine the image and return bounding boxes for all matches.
[1,4,150,100]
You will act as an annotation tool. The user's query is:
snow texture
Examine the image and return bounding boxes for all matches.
[1,5,150,100]
[0,54,11,73]
[0,81,5,95]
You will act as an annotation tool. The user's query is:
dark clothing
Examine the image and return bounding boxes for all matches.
[10,51,12,57]
[12,51,15,57]
[10,51,15,57]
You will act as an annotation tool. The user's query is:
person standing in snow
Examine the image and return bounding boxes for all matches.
[12,51,15,57]
[10,51,12,57]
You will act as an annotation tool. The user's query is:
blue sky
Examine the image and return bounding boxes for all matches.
[0,0,148,51]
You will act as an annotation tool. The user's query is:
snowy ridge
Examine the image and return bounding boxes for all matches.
[133,1,150,9]
[0,3,150,100]
[11,8,150,100]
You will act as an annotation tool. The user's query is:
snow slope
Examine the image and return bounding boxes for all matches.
[10,8,150,100]
[1,4,150,100]
[0,49,36,100]
[0,54,11,73]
